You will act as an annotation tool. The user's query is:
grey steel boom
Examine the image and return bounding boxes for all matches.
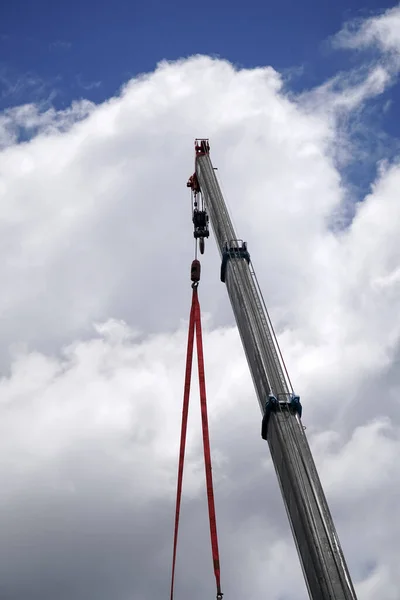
[187,139,358,600]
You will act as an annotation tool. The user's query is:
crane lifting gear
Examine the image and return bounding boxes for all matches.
[170,262,223,600]
[187,171,210,255]
[191,259,201,284]
[193,208,210,257]
[192,139,358,600]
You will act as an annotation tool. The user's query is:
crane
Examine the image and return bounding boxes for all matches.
[186,139,358,600]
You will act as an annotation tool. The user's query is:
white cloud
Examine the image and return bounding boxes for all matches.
[1,6,400,598]
[0,100,94,149]
[333,5,400,55]
[300,64,391,117]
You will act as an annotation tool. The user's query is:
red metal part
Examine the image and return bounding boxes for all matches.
[191,259,201,283]
[186,173,200,193]
[195,138,210,156]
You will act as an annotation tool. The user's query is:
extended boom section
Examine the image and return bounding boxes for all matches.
[192,139,357,600]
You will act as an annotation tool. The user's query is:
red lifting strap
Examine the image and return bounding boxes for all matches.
[170,286,223,600]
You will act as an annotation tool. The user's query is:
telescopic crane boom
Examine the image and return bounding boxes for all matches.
[187,139,358,600]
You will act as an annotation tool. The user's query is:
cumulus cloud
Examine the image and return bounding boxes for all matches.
[1,5,400,599]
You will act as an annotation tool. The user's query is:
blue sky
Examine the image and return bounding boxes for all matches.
[2,0,399,201]
[0,0,397,109]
